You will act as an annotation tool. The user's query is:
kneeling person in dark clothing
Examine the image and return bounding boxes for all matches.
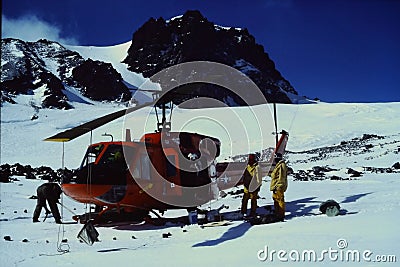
[33,183,62,223]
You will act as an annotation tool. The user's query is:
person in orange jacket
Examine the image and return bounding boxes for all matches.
[241,154,262,218]
[270,153,288,221]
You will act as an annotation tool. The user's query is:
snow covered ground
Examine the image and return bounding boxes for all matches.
[1,100,399,266]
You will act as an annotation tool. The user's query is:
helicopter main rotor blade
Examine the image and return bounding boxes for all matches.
[44,101,155,142]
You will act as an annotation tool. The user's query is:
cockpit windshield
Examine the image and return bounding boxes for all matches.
[99,144,125,165]
[80,144,104,169]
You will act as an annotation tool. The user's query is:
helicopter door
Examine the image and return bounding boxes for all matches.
[164,148,182,196]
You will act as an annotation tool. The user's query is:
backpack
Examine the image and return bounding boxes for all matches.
[243,168,252,189]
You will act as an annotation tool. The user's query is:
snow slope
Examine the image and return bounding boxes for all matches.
[1,101,399,266]
[2,100,398,168]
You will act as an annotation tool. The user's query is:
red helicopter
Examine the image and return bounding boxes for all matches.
[45,91,289,223]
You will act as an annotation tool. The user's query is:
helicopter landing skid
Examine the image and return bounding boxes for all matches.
[72,207,150,224]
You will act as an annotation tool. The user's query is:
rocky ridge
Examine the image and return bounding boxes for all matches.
[123,10,298,105]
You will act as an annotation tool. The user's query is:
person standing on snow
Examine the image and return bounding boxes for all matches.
[270,153,288,221]
[33,182,62,224]
[241,154,262,218]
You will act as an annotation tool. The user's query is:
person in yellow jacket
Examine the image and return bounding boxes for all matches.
[270,153,288,221]
[241,154,262,218]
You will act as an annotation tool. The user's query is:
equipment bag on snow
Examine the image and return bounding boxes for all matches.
[319,200,340,217]
[77,219,99,245]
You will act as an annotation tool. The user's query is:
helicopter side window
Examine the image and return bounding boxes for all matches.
[132,153,151,180]
[141,154,151,180]
[123,146,135,167]
[132,159,140,178]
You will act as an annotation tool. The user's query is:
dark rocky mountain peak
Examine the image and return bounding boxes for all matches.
[1,11,303,109]
[123,10,298,104]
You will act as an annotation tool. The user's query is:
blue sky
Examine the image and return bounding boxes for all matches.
[2,0,399,103]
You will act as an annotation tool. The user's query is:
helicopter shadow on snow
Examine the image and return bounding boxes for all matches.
[190,192,370,248]
[285,197,324,219]
[192,222,252,247]
[97,192,373,246]
[101,215,190,231]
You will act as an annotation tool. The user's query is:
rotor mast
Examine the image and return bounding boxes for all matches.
[153,92,171,132]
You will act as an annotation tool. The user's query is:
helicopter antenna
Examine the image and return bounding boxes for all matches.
[102,133,113,142]
[169,102,174,123]
[273,103,278,146]
[86,130,93,221]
